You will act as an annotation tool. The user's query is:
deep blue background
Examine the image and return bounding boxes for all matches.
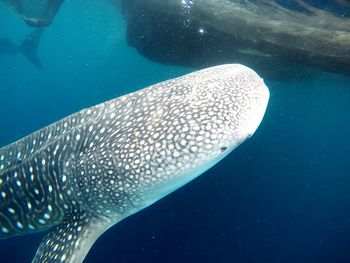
[1,1,350,262]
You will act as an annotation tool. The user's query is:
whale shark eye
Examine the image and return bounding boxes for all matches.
[220,147,227,153]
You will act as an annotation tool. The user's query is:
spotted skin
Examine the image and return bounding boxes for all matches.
[32,211,113,263]
[0,64,269,262]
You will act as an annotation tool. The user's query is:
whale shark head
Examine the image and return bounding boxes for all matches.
[80,64,270,213]
[0,64,269,263]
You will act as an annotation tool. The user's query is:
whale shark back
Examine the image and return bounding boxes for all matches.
[0,103,105,238]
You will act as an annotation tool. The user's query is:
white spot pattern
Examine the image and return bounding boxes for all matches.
[0,64,269,263]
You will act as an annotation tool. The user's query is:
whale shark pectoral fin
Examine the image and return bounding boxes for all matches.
[32,211,113,263]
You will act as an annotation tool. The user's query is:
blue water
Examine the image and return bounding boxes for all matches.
[1,1,350,262]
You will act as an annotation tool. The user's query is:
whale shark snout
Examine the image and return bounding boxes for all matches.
[190,64,270,142]
[177,64,270,156]
[223,64,270,139]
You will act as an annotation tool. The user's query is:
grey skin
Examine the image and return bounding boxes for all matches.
[1,0,63,27]
[0,64,269,262]
[0,28,44,68]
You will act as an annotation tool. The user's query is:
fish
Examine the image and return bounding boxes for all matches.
[0,64,269,262]
[0,28,44,68]
[0,0,63,27]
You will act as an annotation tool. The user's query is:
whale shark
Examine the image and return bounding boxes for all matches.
[0,28,44,68]
[0,64,269,262]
